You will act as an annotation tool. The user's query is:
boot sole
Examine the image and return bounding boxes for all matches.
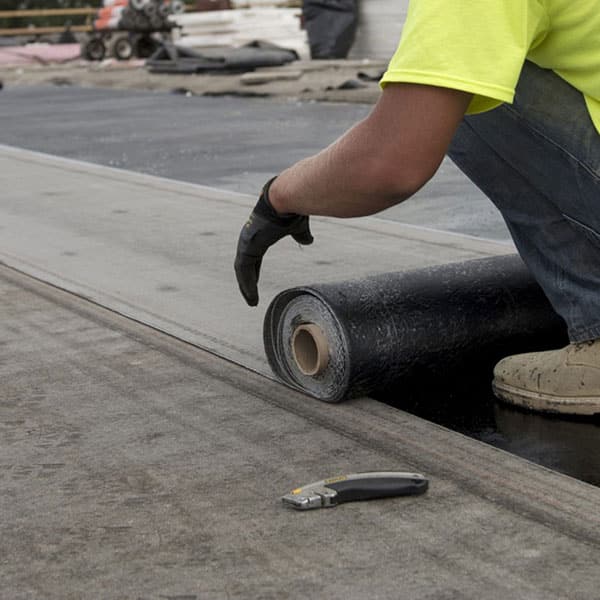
[492,381,600,416]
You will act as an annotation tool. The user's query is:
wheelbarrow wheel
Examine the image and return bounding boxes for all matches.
[81,37,106,61]
[113,36,134,60]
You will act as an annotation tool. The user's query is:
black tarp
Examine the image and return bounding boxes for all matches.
[146,41,298,74]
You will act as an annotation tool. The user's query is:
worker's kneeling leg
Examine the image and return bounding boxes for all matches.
[449,60,600,343]
[448,61,600,413]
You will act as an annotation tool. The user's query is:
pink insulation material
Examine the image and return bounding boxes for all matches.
[0,44,81,66]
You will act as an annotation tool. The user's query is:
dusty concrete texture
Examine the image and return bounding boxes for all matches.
[0,58,387,104]
[0,85,509,240]
[3,263,600,599]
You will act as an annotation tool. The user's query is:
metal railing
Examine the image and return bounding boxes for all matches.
[0,7,96,36]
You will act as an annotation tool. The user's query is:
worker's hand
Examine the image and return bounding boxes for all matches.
[235,178,313,306]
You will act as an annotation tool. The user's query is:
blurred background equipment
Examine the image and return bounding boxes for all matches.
[82,0,182,61]
[0,0,403,66]
[302,0,357,59]
[171,3,308,59]
[0,4,97,39]
[195,0,232,9]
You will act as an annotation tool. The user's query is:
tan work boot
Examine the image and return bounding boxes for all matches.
[492,340,600,416]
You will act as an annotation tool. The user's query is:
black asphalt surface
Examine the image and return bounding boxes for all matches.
[1,84,509,239]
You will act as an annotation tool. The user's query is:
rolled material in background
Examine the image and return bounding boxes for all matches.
[95,0,175,32]
[263,255,569,403]
[98,6,124,19]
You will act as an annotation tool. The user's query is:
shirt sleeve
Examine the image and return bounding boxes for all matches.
[380,0,548,115]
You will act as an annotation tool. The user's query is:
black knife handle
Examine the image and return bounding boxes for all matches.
[328,475,428,504]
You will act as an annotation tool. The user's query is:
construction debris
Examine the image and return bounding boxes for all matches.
[81,0,181,61]
[240,68,302,85]
[303,0,358,59]
[171,7,308,59]
[146,40,298,74]
[326,77,366,90]
[0,43,81,66]
[94,0,184,32]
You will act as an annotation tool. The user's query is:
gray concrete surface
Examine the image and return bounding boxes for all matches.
[3,263,600,599]
[0,85,510,240]
[2,82,599,597]
[3,145,600,489]
[0,145,513,377]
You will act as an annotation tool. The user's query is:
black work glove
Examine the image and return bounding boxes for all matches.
[234,178,313,306]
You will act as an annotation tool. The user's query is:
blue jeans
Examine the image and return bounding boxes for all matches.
[448,61,600,343]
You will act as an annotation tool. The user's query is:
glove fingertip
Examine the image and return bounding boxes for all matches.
[239,281,259,306]
[292,233,314,245]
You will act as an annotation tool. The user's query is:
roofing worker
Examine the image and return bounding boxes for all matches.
[235,0,600,416]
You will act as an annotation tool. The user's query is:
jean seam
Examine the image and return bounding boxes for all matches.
[561,212,600,242]
[568,323,600,343]
[454,119,556,210]
[450,120,592,340]
[502,104,600,182]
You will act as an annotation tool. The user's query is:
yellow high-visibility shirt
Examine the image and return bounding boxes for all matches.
[381,0,600,133]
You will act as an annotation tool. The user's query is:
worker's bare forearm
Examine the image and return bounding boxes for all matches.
[268,84,472,218]
[234,85,471,305]
[269,119,415,218]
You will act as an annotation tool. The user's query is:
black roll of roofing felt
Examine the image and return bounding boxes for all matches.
[263,255,569,404]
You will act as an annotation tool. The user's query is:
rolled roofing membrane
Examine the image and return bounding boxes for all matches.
[264,255,569,403]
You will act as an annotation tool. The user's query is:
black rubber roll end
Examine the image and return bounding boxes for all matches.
[263,256,568,404]
[264,288,352,402]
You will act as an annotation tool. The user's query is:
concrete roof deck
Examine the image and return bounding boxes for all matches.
[3,263,600,599]
[0,144,512,376]
[1,143,600,598]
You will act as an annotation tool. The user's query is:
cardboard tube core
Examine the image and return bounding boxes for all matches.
[291,324,330,377]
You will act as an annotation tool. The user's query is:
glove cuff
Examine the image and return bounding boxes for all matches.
[254,177,299,224]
